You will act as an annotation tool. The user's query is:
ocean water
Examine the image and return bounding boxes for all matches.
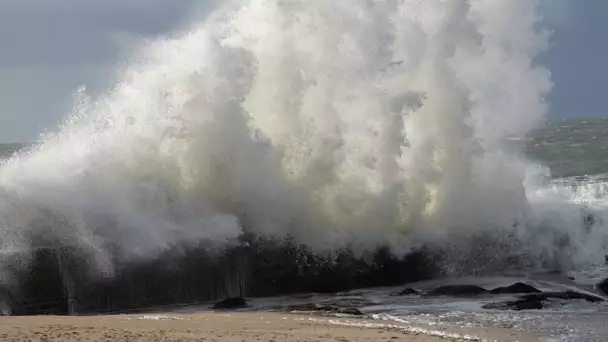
[1,0,607,339]
[0,143,23,160]
[0,0,561,277]
[247,277,608,342]
[4,119,608,340]
[527,118,608,179]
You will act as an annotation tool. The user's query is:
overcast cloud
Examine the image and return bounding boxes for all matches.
[0,0,606,142]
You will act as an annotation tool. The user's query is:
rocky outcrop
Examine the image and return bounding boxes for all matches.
[1,238,438,315]
[398,288,420,295]
[597,277,608,295]
[489,282,541,294]
[426,285,488,296]
[482,298,543,311]
[287,303,363,316]
[521,291,604,303]
[212,297,248,310]
[483,289,605,311]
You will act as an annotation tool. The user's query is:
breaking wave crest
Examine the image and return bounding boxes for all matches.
[0,0,605,284]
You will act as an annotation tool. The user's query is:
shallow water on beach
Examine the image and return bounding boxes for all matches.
[184,272,608,341]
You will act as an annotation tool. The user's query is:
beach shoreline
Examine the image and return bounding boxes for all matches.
[0,311,541,341]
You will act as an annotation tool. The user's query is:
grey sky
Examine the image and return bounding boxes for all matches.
[542,0,607,119]
[0,0,606,142]
[0,0,202,142]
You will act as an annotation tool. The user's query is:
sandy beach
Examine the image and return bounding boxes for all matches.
[0,312,540,341]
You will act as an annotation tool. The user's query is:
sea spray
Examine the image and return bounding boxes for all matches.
[0,0,605,309]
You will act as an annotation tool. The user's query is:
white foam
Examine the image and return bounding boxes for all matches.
[312,317,483,341]
[0,0,602,279]
[137,315,187,321]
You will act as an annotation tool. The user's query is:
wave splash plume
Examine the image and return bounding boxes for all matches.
[0,0,604,289]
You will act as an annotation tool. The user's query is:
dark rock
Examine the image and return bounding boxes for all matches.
[521,291,604,303]
[484,288,605,311]
[563,290,605,302]
[597,278,608,295]
[483,298,543,311]
[337,307,364,316]
[489,282,541,294]
[287,303,363,316]
[399,288,420,295]
[584,213,596,229]
[337,291,364,297]
[8,235,442,315]
[290,293,314,299]
[426,285,488,297]
[544,270,562,275]
[520,293,564,301]
[287,303,320,311]
[212,297,248,310]
[514,300,544,310]
[481,302,502,310]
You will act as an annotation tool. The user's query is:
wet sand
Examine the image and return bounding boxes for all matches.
[0,312,540,341]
